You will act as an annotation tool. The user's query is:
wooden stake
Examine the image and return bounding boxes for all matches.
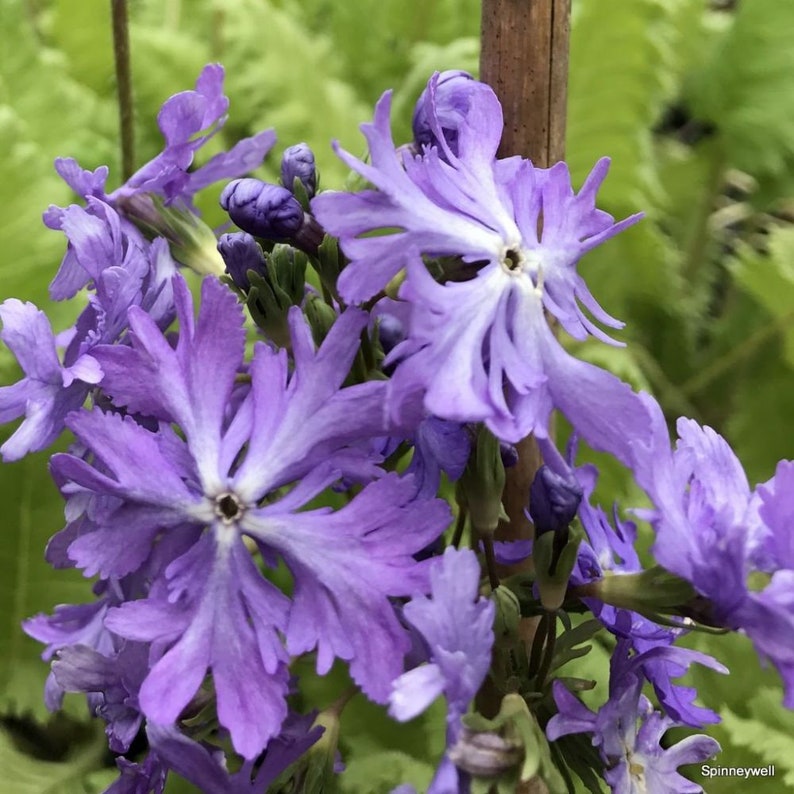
[480,0,571,564]
[479,6,571,790]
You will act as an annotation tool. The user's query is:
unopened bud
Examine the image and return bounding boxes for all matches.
[281,142,318,199]
[217,232,266,292]
[220,178,304,240]
[529,465,582,536]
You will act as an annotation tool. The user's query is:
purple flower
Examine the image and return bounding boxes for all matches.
[0,200,179,459]
[103,754,166,794]
[50,275,450,758]
[313,72,640,316]
[404,417,471,500]
[52,641,148,752]
[109,64,275,210]
[547,642,720,793]
[389,548,494,793]
[44,65,275,298]
[0,299,102,461]
[146,714,322,793]
[312,74,649,450]
[635,397,794,705]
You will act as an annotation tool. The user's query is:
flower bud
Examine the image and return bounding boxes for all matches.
[281,142,317,199]
[220,178,304,240]
[377,313,405,355]
[217,232,266,292]
[528,465,583,536]
[412,70,476,157]
[499,442,518,469]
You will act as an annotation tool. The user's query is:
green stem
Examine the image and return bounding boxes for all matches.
[535,612,558,689]
[527,612,549,678]
[481,535,500,591]
[111,0,135,181]
[451,506,468,548]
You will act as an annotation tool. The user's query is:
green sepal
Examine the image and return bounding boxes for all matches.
[547,618,603,677]
[245,244,307,347]
[304,293,338,346]
[269,709,341,794]
[290,171,317,212]
[587,565,697,614]
[314,234,343,303]
[533,525,583,611]
[118,193,226,276]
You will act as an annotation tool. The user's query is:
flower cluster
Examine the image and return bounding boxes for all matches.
[2,64,793,794]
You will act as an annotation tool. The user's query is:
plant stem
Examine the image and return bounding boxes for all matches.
[451,505,468,548]
[111,0,135,182]
[481,534,501,591]
[535,612,558,689]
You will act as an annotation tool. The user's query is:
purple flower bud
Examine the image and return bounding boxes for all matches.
[529,465,583,535]
[281,143,317,198]
[412,70,476,157]
[217,232,266,291]
[499,442,518,468]
[220,178,304,240]
[378,313,405,354]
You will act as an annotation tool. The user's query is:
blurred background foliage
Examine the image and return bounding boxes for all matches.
[1,0,793,790]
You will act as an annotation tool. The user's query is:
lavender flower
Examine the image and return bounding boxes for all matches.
[547,641,721,793]
[635,397,794,706]
[49,275,449,757]
[0,201,177,459]
[95,64,275,211]
[389,547,494,793]
[0,299,101,460]
[313,74,651,453]
[44,64,275,298]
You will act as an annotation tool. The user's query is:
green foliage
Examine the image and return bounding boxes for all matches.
[720,688,794,789]
[0,721,106,794]
[687,0,794,186]
[340,750,435,794]
[729,228,794,369]
[0,442,92,721]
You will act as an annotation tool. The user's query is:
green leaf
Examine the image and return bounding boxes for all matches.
[721,702,794,789]
[0,722,106,794]
[219,0,371,186]
[0,444,92,721]
[729,228,794,368]
[339,750,434,794]
[686,0,794,183]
